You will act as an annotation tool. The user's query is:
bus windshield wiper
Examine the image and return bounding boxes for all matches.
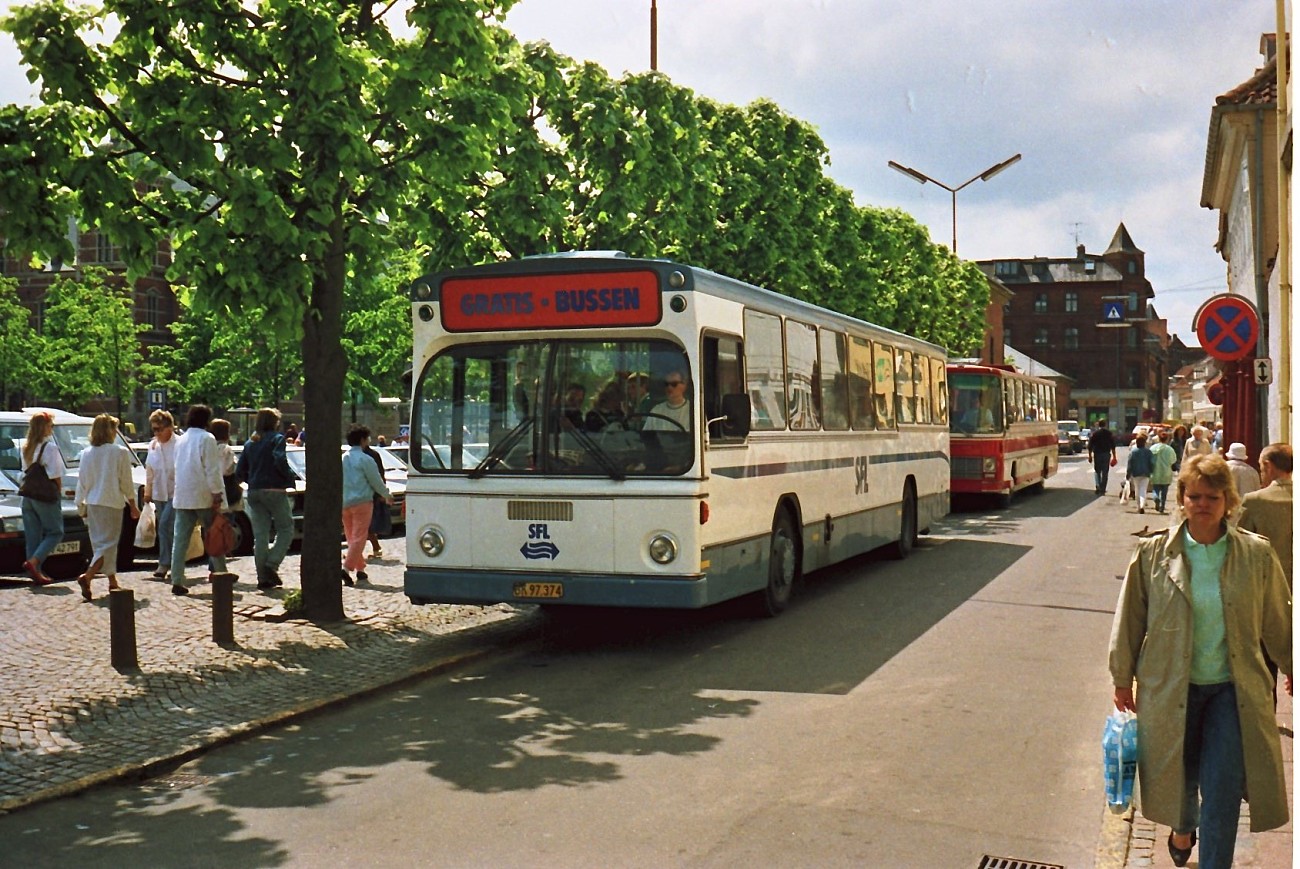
[469,416,533,479]
[564,426,626,481]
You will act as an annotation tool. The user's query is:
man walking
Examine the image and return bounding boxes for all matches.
[1239,443,1293,588]
[1087,420,1117,495]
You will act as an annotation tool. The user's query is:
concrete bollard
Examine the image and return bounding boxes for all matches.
[109,588,138,670]
[211,572,237,645]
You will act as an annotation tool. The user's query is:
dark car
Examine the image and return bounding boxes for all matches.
[0,439,91,580]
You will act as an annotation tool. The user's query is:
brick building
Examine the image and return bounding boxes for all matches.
[1,226,179,424]
[977,224,1170,434]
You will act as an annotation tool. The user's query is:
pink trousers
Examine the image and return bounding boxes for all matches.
[342,502,374,571]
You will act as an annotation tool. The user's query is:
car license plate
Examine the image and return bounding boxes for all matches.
[51,540,81,556]
[512,581,563,599]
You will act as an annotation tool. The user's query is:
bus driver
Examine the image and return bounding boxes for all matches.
[643,371,692,431]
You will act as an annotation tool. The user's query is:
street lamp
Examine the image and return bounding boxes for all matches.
[888,154,1022,254]
[650,0,658,70]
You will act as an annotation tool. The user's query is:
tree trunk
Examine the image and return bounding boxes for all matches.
[299,216,348,622]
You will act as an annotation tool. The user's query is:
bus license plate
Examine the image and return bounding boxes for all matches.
[51,540,81,556]
[513,582,564,600]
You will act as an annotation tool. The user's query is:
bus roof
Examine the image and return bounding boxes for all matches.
[414,254,950,358]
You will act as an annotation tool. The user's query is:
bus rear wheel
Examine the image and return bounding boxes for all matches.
[890,483,917,560]
[757,512,799,617]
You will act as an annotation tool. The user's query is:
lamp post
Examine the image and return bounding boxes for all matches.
[650,0,658,70]
[1099,295,1131,431]
[888,154,1022,254]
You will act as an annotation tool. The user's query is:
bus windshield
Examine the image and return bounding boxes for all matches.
[412,338,694,477]
[949,372,1004,434]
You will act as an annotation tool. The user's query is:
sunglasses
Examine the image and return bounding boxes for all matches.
[664,380,684,387]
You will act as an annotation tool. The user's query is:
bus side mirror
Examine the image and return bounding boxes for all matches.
[718,393,750,438]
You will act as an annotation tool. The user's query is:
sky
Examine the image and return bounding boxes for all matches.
[0,0,1281,346]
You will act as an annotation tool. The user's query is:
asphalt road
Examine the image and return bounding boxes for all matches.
[0,454,1148,867]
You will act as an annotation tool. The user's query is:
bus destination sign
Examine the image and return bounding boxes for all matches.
[440,270,663,332]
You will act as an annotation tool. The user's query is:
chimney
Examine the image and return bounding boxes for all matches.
[1076,244,1086,258]
[1260,33,1277,62]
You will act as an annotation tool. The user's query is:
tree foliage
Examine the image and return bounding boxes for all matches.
[0,0,526,621]
[36,267,147,411]
[0,277,39,408]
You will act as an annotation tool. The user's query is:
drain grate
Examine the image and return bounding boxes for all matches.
[140,772,217,791]
[978,858,1065,869]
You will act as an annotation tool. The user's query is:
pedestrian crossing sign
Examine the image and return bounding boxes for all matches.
[1102,301,1125,322]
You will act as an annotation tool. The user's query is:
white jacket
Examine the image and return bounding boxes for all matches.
[75,443,135,510]
[172,428,226,510]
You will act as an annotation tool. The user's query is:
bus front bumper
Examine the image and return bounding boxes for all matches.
[404,567,710,609]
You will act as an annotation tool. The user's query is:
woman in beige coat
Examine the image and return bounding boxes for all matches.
[1109,453,1291,868]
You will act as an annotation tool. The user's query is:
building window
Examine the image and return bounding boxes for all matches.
[144,289,164,331]
[1127,365,1140,388]
[1064,327,1079,349]
[1033,327,1049,347]
[95,233,121,264]
[1128,261,1136,274]
[995,261,1018,276]
[1064,291,1078,313]
[1127,329,1138,349]
[1127,292,1138,312]
[1003,327,1011,347]
[1034,292,1048,313]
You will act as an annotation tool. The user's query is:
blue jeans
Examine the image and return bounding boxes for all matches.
[245,489,294,580]
[1093,457,1112,492]
[1152,484,1170,512]
[172,506,226,584]
[22,496,64,565]
[153,500,175,575]
[1179,682,1246,869]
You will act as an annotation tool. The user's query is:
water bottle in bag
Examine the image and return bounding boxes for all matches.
[1101,710,1138,812]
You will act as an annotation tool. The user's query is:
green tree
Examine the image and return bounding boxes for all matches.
[343,245,419,414]
[1,0,526,620]
[0,277,40,409]
[150,303,303,410]
[36,267,146,412]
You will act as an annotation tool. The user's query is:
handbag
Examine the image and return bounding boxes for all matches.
[1109,455,1118,467]
[370,496,393,537]
[205,512,237,558]
[186,523,205,561]
[19,443,61,503]
[133,500,157,549]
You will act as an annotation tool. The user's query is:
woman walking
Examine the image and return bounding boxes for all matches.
[19,411,65,585]
[143,409,178,581]
[235,408,296,589]
[1125,433,1155,514]
[341,424,391,586]
[1109,453,1292,868]
[74,414,139,601]
[1148,429,1177,514]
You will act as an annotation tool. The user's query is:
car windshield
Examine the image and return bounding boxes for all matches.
[412,339,694,477]
[0,422,140,469]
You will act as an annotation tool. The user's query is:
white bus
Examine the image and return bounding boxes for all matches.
[404,254,950,615]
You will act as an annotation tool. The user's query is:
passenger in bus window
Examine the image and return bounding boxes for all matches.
[644,371,692,431]
[556,383,586,431]
[585,380,627,432]
[626,373,653,421]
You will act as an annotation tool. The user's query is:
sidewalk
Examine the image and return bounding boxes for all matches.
[1098,688,1294,868]
[0,547,537,813]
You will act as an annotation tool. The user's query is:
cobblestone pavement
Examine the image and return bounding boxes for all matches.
[0,543,537,813]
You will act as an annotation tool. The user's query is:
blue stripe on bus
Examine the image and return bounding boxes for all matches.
[712,450,949,479]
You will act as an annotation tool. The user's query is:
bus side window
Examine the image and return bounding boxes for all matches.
[895,349,915,424]
[704,333,746,441]
[873,342,896,429]
[848,336,874,430]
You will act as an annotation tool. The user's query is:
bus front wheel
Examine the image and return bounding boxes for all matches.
[757,512,799,617]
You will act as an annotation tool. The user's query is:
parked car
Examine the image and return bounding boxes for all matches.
[1056,421,1083,454]
[0,408,145,571]
[1056,429,1074,455]
[0,436,92,579]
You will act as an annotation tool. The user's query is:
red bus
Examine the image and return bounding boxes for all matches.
[948,363,1058,504]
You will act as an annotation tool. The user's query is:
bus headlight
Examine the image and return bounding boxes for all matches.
[418,525,446,557]
[648,533,678,564]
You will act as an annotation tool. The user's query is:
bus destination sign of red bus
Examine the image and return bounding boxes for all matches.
[440,270,663,332]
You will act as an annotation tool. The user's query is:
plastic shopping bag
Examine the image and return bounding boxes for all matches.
[1101,710,1138,813]
[186,523,205,561]
[133,501,157,549]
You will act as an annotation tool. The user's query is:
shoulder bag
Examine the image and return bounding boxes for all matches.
[19,443,61,503]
